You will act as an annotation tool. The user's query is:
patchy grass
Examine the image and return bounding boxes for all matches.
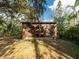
[0,38,79,59]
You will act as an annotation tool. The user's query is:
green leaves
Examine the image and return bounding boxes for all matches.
[0,0,46,21]
[75,0,79,6]
[0,17,6,26]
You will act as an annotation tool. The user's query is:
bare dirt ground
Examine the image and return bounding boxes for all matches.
[0,37,79,59]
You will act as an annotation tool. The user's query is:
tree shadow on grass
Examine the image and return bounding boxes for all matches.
[31,38,75,59]
[33,39,41,59]
[41,38,79,59]
[0,37,79,59]
[0,37,18,58]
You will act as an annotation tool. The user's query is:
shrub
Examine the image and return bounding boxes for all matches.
[63,24,79,42]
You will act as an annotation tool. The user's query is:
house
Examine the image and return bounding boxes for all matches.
[21,22,57,39]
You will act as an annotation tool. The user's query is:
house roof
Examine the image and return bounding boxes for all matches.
[21,22,56,24]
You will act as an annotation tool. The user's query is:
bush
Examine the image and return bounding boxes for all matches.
[63,24,79,42]
[0,18,22,39]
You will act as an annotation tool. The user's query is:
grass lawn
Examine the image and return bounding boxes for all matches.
[0,37,79,59]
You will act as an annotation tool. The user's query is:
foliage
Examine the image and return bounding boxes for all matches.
[53,0,79,43]
[4,20,21,37]
[0,17,5,25]
[0,17,22,38]
[0,0,47,38]
[54,1,66,38]
[63,24,79,44]
[75,0,79,6]
[0,17,6,33]
[0,0,46,21]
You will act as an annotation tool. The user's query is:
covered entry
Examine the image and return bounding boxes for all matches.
[21,22,57,39]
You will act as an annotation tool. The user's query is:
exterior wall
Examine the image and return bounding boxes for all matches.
[22,23,57,39]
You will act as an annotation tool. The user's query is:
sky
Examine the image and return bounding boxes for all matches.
[42,0,55,22]
[42,0,76,22]
[49,0,76,11]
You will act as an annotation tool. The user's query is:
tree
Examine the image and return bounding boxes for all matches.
[75,0,79,6]
[66,0,79,26]
[0,0,46,21]
[0,0,46,37]
[54,0,65,38]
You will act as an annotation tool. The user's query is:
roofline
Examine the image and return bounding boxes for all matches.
[21,22,56,24]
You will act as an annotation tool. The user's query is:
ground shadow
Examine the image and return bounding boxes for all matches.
[41,38,79,59]
[0,37,18,57]
[0,37,79,59]
[33,39,41,59]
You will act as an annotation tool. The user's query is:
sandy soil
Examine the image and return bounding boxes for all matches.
[0,38,79,59]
